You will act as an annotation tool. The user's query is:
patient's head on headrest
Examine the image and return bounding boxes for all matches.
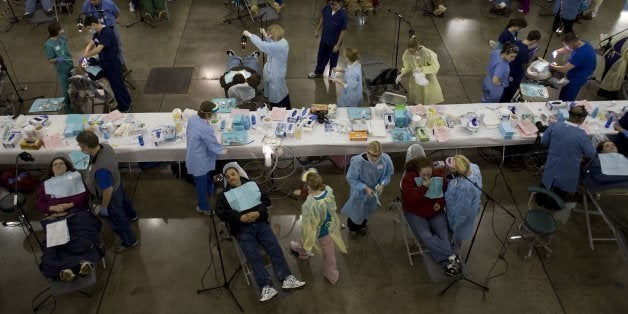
[224,167,243,187]
[232,73,246,85]
[597,141,618,154]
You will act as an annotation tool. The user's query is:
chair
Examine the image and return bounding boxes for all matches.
[67,74,113,114]
[33,212,106,311]
[520,186,560,259]
[389,144,429,265]
[216,162,272,286]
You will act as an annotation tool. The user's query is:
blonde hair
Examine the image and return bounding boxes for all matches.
[306,172,325,191]
[267,24,285,40]
[452,155,471,176]
[367,141,382,155]
[344,48,360,62]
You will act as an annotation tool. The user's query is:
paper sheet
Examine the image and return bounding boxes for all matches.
[46,219,70,248]
[44,171,86,198]
[224,181,262,212]
[599,153,628,176]
[414,177,444,199]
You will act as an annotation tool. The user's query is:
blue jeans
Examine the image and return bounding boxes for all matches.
[107,186,138,247]
[193,172,215,211]
[25,0,52,13]
[404,211,453,264]
[227,55,260,74]
[238,222,291,288]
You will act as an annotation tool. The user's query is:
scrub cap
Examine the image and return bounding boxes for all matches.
[406,144,426,162]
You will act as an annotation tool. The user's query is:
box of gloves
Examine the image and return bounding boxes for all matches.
[499,121,514,139]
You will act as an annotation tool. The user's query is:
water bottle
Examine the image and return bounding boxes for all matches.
[138,134,145,146]
[590,106,599,118]
[360,110,367,123]
[605,114,615,128]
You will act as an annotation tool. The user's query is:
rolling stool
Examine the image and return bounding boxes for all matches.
[518,186,561,260]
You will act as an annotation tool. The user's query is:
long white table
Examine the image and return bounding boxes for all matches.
[0,101,623,165]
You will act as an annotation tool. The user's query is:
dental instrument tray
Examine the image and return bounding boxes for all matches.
[212,98,237,113]
[221,130,248,146]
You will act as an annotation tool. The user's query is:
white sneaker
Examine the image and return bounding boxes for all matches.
[259,285,278,303]
[129,2,135,13]
[281,275,305,290]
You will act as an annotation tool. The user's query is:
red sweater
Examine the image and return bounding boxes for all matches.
[36,182,90,216]
[401,168,447,219]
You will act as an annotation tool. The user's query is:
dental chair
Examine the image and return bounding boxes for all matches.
[67,67,114,114]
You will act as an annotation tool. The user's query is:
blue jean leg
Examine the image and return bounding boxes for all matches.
[227,55,242,71]
[120,186,138,219]
[108,186,137,247]
[193,173,214,211]
[404,211,453,263]
[238,224,272,287]
[25,0,52,12]
[255,222,291,281]
[241,56,260,74]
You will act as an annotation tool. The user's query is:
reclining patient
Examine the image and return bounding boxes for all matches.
[215,162,305,303]
[583,141,628,185]
[37,156,103,281]
[219,50,261,102]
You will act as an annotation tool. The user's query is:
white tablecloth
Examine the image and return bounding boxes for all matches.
[0,101,623,165]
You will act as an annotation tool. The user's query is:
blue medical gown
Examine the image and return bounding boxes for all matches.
[445,163,482,243]
[185,115,225,177]
[541,121,596,193]
[341,153,394,224]
[249,35,289,103]
[481,50,510,103]
[553,0,581,20]
[337,62,363,107]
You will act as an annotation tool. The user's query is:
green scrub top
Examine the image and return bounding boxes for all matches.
[44,36,73,73]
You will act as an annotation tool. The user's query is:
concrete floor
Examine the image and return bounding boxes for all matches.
[1,0,628,313]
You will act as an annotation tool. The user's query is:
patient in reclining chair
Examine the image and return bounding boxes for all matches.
[401,156,462,277]
[220,50,261,100]
[67,61,114,113]
[584,141,628,185]
[37,157,103,281]
[215,163,305,303]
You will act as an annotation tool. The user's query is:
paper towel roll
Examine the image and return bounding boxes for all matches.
[24,125,37,139]
[34,125,46,139]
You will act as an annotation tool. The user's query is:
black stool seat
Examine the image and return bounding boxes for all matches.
[0,193,26,213]
[524,209,557,236]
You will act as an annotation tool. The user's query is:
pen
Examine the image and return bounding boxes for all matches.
[246,140,255,145]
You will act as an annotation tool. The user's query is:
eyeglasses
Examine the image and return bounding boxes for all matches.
[52,162,66,167]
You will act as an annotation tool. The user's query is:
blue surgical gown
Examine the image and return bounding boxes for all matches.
[482,50,510,103]
[553,0,581,20]
[541,121,596,193]
[337,62,363,107]
[249,35,289,103]
[185,115,225,177]
[445,163,482,243]
[341,153,394,224]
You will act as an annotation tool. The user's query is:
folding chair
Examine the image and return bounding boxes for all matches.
[577,173,628,255]
[389,144,429,266]
[217,162,273,286]
[33,212,106,311]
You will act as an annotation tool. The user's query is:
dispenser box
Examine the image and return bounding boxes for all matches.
[3,130,22,148]
[499,121,514,139]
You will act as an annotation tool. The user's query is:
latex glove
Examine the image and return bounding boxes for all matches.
[243,30,252,37]
[93,204,109,217]
[551,50,558,59]
[55,57,66,64]
[79,57,88,66]
[260,28,267,37]
[375,183,383,194]
[395,73,403,84]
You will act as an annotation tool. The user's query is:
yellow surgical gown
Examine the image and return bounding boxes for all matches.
[400,47,444,105]
[301,186,347,255]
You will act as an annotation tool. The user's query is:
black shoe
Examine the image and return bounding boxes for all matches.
[445,263,462,277]
[251,51,260,58]
[23,12,34,18]
[358,227,367,236]
[227,49,235,57]
[45,9,54,15]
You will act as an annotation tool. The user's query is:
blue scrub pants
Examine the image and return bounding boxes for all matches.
[404,211,453,264]
[314,41,340,75]
[57,67,72,112]
[559,77,587,101]
[107,186,138,247]
[25,0,52,13]
[192,172,215,212]
[101,60,132,111]
[238,222,292,288]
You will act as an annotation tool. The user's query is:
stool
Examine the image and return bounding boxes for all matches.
[518,186,562,259]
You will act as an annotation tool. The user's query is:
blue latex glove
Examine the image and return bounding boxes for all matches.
[55,57,65,64]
